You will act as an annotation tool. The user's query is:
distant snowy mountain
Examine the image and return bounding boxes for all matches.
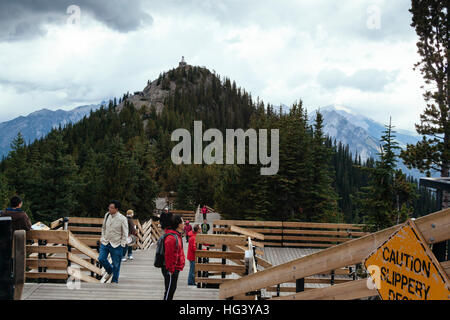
[0,103,104,157]
[309,105,424,178]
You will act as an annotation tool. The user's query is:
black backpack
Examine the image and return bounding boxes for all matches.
[154,233,178,268]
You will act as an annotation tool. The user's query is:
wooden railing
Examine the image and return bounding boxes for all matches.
[50,216,158,251]
[219,208,450,300]
[195,234,248,288]
[214,220,368,248]
[23,216,158,284]
[171,209,196,222]
[25,229,102,282]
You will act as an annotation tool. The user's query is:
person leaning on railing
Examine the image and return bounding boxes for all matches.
[0,196,31,233]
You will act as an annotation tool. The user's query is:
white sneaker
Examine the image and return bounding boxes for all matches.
[121,257,127,262]
[128,256,134,260]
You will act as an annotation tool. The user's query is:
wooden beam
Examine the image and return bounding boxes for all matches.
[441,261,450,275]
[50,218,63,230]
[27,258,68,269]
[26,246,68,254]
[195,277,234,284]
[196,234,247,246]
[230,225,265,240]
[68,231,99,261]
[195,250,245,260]
[219,208,450,299]
[68,226,102,233]
[67,252,102,276]
[26,272,68,280]
[195,263,246,274]
[272,279,375,300]
[26,230,69,244]
[67,267,101,283]
[68,217,104,225]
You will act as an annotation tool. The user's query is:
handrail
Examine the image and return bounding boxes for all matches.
[219,208,450,300]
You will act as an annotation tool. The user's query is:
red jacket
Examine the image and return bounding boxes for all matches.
[184,223,192,235]
[187,231,197,261]
[164,229,185,274]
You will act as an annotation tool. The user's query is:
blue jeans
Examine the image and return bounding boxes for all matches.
[98,243,123,283]
[188,260,195,285]
[122,245,132,258]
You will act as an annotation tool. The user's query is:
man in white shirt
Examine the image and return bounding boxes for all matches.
[98,200,128,284]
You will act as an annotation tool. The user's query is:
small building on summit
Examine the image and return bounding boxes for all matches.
[179,56,187,68]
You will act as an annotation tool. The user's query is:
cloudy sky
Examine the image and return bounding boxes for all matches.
[0,0,425,132]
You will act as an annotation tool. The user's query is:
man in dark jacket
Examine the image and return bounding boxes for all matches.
[0,196,31,233]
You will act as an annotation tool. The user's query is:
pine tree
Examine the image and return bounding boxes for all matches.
[29,132,82,224]
[401,1,449,207]
[357,120,417,231]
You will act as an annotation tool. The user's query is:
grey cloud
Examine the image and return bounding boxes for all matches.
[317,68,399,92]
[0,0,153,42]
[151,0,415,42]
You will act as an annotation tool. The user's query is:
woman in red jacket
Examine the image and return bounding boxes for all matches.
[162,215,185,300]
[187,225,200,286]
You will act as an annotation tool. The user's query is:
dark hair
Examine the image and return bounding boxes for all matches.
[109,200,121,210]
[160,210,173,230]
[193,225,200,233]
[10,196,22,208]
[171,214,183,230]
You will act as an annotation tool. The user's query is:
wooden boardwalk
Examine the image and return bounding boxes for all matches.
[22,243,219,300]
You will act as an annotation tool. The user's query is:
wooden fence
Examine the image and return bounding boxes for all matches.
[50,216,159,251]
[196,224,357,295]
[214,220,368,248]
[22,216,159,284]
[218,208,450,300]
[25,230,102,282]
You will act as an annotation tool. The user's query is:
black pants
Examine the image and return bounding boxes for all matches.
[162,268,179,300]
[203,213,207,220]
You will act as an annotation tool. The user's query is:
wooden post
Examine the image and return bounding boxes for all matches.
[296,278,305,292]
[197,243,202,288]
[0,217,13,300]
[221,245,226,279]
[13,230,26,300]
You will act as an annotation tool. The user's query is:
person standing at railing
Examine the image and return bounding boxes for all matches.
[187,224,200,286]
[122,210,137,262]
[0,196,31,233]
[99,200,128,284]
[162,214,185,300]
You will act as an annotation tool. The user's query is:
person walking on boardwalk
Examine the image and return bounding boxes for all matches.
[201,205,209,220]
[122,210,137,262]
[162,215,185,300]
[187,224,200,286]
[0,196,31,233]
[184,220,192,242]
[201,219,210,234]
[99,200,128,284]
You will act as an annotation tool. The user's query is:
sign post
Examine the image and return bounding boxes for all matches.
[364,219,450,300]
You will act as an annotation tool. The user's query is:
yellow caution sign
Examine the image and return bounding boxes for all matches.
[364,219,450,300]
